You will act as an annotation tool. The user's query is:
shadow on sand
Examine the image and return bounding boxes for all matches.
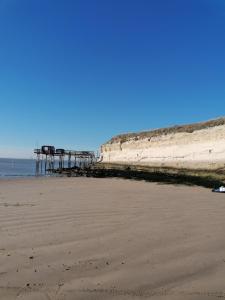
[89,167,225,189]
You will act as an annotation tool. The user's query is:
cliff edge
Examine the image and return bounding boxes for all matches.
[101,117,225,171]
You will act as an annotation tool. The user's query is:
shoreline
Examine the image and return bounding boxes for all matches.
[51,163,225,189]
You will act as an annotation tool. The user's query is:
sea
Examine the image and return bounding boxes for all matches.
[0,158,36,178]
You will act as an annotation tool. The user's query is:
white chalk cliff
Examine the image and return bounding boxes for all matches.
[101,118,225,170]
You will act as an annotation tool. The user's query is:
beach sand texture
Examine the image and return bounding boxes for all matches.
[0,177,225,300]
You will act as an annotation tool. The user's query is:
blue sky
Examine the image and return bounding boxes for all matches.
[0,0,224,157]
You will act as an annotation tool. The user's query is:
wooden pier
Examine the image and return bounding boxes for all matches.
[34,146,225,187]
[34,145,96,176]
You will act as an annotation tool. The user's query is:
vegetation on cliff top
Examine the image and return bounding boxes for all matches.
[107,117,225,144]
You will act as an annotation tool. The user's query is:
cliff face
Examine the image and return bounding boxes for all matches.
[101,118,225,170]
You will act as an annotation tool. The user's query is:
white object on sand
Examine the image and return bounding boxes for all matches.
[212,186,225,193]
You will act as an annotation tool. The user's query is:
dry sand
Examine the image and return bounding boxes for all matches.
[0,177,225,300]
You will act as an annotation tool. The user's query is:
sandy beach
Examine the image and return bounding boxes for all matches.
[0,177,225,300]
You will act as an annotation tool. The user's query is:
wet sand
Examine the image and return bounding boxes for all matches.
[0,177,225,300]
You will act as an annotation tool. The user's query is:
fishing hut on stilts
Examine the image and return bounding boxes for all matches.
[34,146,96,176]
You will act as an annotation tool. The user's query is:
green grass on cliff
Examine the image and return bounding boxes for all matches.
[107,117,225,144]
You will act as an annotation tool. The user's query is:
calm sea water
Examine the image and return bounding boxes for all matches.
[0,158,36,178]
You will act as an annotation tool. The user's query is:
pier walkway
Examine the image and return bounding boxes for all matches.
[34,145,96,175]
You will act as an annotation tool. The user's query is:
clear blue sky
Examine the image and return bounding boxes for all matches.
[0,0,224,157]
